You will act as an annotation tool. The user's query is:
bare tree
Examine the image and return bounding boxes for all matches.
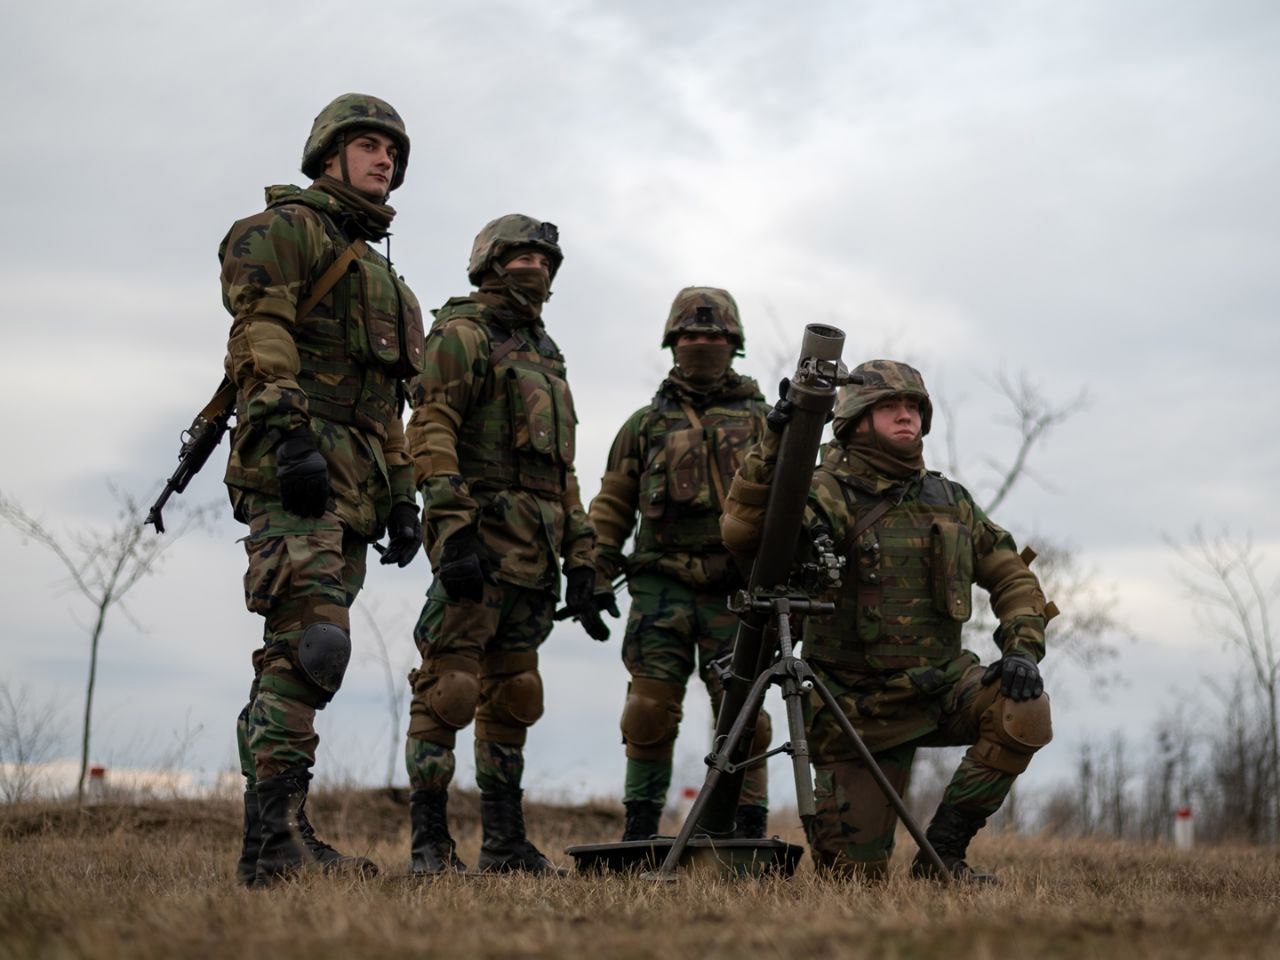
[0,486,211,805]
[0,681,64,803]
[1171,528,1278,842]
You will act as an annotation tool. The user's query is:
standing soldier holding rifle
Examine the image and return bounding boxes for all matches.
[219,94,425,886]
[587,287,773,841]
[721,360,1054,882]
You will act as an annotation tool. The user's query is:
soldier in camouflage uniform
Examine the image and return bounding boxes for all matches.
[721,360,1053,882]
[588,287,773,842]
[222,94,425,886]
[402,215,602,875]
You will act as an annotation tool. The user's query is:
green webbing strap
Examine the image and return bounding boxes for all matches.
[676,400,728,508]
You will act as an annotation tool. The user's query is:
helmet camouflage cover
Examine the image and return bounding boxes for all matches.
[662,286,744,353]
[467,214,563,285]
[831,359,934,439]
[301,93,411,191]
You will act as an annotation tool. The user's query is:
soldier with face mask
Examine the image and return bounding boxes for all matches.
[721,360,1054,882]
[402,215,600,875]
[587,288,773,842]
[221,94,425,886]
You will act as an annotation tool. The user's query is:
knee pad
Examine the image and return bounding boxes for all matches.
[296,622,351,701]
[970,692,1053,774]
[426,657,482,730]
[476,652,544,743]
[621,676,684,760]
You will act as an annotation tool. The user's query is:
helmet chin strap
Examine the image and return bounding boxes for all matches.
[337,133,350,186]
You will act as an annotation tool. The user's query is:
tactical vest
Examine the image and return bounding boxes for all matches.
[444,300,575,497]
[634,388,759,553]
[804,470,975,671]
[274,197,425,439]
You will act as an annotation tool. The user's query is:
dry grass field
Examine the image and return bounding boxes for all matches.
[2,788,1278,960]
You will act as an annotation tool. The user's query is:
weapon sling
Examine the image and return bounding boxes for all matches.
[147,239,369,531]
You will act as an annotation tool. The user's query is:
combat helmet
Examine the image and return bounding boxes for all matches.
[831,359,934,439]
[661,287,745,355]
[467,215,563,285]
[301,94,411,191]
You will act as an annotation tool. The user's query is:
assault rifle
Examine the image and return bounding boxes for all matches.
[146,378,237,533]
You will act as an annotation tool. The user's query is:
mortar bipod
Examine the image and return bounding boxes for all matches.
[651,593,952,883]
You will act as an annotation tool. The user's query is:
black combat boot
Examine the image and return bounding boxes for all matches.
[621,800,663,841]
[236,790,262,886]
[910,803,998,885]
[253,767,377,886]
[733,804,770,840]
[478,786,564,875]
[409,788,467,875]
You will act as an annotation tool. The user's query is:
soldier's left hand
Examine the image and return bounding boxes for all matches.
[559,567,612,642]
[380,502,422,568]
[981,652,1043,701]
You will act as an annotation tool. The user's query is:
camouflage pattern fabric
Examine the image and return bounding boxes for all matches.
[619,573,769,810]
[406,295,594,593]
[721,379,1050,873]
[232,495,368,780]
[404,579,556,792]
[806,661,1032,872]
[661,287,745,353]
[301,94,411,190]
[831,358,934,441]
[588,370,768,588]
[222,175,421,790]
[467,215,563,284]
[220,182,420,539]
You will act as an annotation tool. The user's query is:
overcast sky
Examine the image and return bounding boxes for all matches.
[2,1,1277,812]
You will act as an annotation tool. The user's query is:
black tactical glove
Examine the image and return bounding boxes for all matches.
[555,567,613,642]
[437,528,497,603]
[765,376,833,434]
[981,652,1044,701]
[379,502,422,568]
[276,427,330,518]
[765,378,794,433]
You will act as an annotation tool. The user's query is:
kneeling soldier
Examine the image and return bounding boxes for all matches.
[721,360,1053,881]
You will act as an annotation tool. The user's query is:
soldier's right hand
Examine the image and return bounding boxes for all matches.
[276,427,331,518]
[438,529,497,602]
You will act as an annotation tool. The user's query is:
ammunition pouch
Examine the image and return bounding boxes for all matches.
[452,314,576,497]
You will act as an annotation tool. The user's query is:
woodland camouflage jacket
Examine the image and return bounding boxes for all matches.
[218,183,421,537]
[589,371,768,589]
[405,296,594,595]
[722,435,1049,727]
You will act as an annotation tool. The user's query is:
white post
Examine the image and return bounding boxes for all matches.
[1173,806,1194,850]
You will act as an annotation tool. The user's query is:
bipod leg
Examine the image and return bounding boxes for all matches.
[653,666,776,880]
[808,672,951,884]
[778,660,816,827]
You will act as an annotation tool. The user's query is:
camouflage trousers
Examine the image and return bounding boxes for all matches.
[404,579,555,794]
[805,659,1048,877]
[620,573,769,811]
[234,496,368,787]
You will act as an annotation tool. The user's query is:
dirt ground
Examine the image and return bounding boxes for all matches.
[2,789,1278,960]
